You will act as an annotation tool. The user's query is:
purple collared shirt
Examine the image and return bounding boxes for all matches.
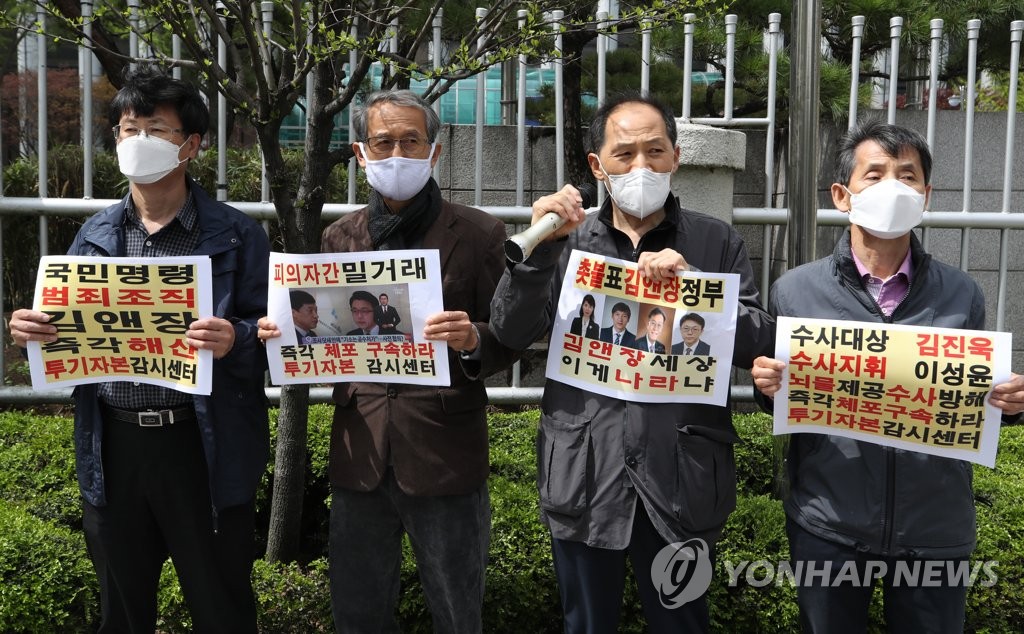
[851,247,913,316]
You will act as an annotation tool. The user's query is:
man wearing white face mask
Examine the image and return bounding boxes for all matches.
[752,121,1024,633]
[9,66,270,632]
[256,89,517,633]
[490,93,774,632]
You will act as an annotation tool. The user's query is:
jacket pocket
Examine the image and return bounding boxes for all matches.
[673,430,736,532]
[537,411,592,517]
[438,384,488,416]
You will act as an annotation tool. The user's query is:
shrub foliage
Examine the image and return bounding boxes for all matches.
[0,409,1022,632]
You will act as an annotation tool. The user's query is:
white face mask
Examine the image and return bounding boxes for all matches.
[599,159,672,219]
[116,134,190,184]
[846,179,927,239]
[360,143,435,201]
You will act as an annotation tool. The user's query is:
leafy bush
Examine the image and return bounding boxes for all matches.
[0,500,98,632]
[253,558,333,632]
[732,412,777,497]
[968,425,1024,633]
[709,494,798,632]
[0,411,82,528]
[2,408,1024,631]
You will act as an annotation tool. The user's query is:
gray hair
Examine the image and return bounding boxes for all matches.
[353,89,441,142]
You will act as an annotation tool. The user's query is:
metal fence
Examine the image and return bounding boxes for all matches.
[2,11,1022,405]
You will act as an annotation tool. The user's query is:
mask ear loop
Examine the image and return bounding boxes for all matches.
[175,134,194,167]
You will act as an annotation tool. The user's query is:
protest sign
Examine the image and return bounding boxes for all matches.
[546,249,739,405]
[772,316,1012,467]
[27,255,213,394]
[265,250,449,386]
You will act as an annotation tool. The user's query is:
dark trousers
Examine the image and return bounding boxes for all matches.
[82,414,257,634]
[786,516,968,634]
[329,470,490,634]
[551,503,711,634]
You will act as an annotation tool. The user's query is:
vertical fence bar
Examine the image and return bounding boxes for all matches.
[681,13,695,120]
[553,10,565,187]
[782,0,822,500]
[36,5,48,256]
[789,0,820,266]
[640,21,651,97]
[348,16,358,203]
[172,35,182,79]
[128,0,139,67]
[848,16,864,128]
[723,14,737,121]
[389,18,398,80]
[923,18,943,252]
[512,9,527,390]
[886,17,902,124]
[926,19,944,149]
[764,13,780,211]
[996,21,1023,331]
[597,11,608,108]
[960,19,981,271]
[761,13,781,301]
[515,9,527,209]
[431,9,443,185]
[216,2,228,202]
[81,0,94,199]
[596,9,610,207]
[260,1,273,204]
[474,7,488,207]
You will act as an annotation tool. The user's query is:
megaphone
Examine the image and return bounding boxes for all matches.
[504,183,598,264]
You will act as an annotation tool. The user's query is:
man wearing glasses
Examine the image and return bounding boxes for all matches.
[10,66,269,632]
[345,290,397,336]
[672,313,711,356]
[258,89,517,632]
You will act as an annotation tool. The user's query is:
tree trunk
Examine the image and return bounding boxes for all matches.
[263,61,338,563]
[563,31,597,187]
[264,384,310,563]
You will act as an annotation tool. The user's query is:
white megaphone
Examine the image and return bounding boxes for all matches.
[504,183,598,264]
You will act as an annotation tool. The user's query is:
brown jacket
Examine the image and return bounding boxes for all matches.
[321,199,517,496]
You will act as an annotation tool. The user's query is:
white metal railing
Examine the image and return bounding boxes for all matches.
[2,11,1023,404]
[0,202,1019,405]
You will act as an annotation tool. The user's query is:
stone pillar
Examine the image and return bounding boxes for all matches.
[672,122,746,224]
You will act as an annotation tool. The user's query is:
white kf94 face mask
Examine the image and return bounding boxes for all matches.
[116,134,190,185]
[359,143,436,201]
[845,178,927,239]
[598,159,672,220]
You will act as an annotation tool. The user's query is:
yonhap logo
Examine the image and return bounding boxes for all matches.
[650,538,713,609]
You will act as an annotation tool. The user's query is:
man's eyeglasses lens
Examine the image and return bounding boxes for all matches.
[366,137,426,154]
[113,124,184,141]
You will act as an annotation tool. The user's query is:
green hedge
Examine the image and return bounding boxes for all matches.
[1,409,1022,632]
[0,500,97,632]
[0,411,82,529]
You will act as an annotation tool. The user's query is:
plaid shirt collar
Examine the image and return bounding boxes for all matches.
[121,183,198,234]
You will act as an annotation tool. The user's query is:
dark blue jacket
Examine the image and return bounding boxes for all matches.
[68,181,270,510]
